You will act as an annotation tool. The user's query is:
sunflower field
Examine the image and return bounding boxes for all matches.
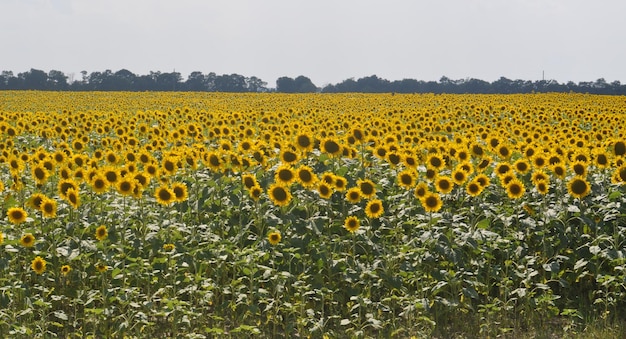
[1,91,626,338]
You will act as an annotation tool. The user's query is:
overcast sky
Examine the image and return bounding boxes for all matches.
[2,0,625,87]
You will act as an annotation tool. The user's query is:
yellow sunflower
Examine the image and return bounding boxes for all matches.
[414,182,429,200]
[274,164,296,186]
[365,199,384,219]
[344,216,360,233]
[317,182,333,199]
[466,180,483,197]
[434,176,454,195]
[320,138,342,157]
[7,207,28,224]
[268,184,292,207]
[31,164,50,185]
[20,233,35,247]
[31,256,47,275]
[268,231,282,245]
[295,165,318,189]
[567,176,591,199]
[357,179,377,199]
[505,179,525,200]
[40,197,58,218]
[345,187,362,203]
[60,265,71,276]
[95,225,108,241]
[90,174,110,194]
[397,169,416,189]
[249,185,263,201]
[171,182,189,202]
[155,185,176,205]
[421,192,443,212]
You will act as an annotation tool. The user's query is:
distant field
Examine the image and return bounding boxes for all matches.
[1,91,626,337]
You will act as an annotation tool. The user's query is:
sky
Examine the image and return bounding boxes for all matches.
[1,0,625,87]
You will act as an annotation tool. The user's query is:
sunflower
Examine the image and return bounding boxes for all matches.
[59,166,72,180]
[58,178,79,199]
[274,164,296,186]
[321,138,342,156]
[333,175,348,192]
[104,150,119,165]
[249,185,263,201]
[551,163,567,180]
[268,231,281,245]
[344,216,360,233]
[102,167,120,185]
[567,176,591,199]
[570,161,588,177]
[116,178,136,197]
[155,185,176,205]
[593,150,610,169]
[414,182,429,199]
[513,159,531,174]
[41,197,58,218]
[403,154,418,169]
[425,168,437,181]
[295,165,317,188]
[205,151,223,172]
[0,232,3,245]
[268,184,292,207]
[345,187,362,203]
[90,174,109,194]
[434,176,454,194]
[365,199,384,219]
[95,225,108,241]
[145,163,159,177]
[473,173,490,188]
[466,180,483,197]
[397,169,416,189]
[171,182,188,202]
[31,164,50,185]
[451,168,468,185]
[31,256,47,275]
[476,156,492,172]
[60,265,71,276]
[133,172,151,188]
[496,144,512,160]
[421,192,443,212]
[426,153,446,170]
[614,140,626,157]
[235,171,254,189]
[612,165,626,184]
[536,180,549,195]
[96,263,108,273]
[532,154,548,169]
[357,179,376,199]
[505,179,525,199]
[530,170,549,186]
[20,233,35,247]
[280,148,299,165]
[294,133,314,152]
[494,162,513,178]
[320,172,335,185]
[161,156,179,176]
[317,182,333,199]
[28,193,47,210]
[7,207,28,224]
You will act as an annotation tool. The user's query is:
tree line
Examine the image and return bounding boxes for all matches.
[1,69,625,95]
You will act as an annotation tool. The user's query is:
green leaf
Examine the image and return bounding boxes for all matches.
[475,218,490,229]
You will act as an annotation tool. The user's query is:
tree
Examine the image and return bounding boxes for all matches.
[185,71,207,91]
[21,69,48,90]
[246,76,268,92]
[293,76,317,93]
[47,70,69,90]
[276,76,296,93]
